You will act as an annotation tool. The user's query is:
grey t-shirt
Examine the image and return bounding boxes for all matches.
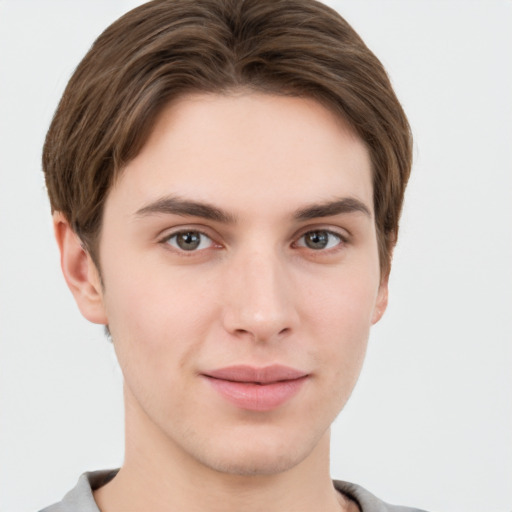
[39,469,428,512]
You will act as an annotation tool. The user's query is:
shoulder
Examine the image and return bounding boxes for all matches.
[334,480,430,512]
[38,470,118,512]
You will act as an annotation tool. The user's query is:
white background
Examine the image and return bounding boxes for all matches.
[0,1,510,511]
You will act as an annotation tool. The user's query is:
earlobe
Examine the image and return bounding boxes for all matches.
[371,275,389,325]
[53,212,108,325]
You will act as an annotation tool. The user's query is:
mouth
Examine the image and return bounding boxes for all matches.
[202,365,309,412]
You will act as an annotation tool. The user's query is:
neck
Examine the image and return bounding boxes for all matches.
[94,385,353,512]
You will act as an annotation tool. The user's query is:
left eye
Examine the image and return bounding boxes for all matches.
[165,231,214,251]
[296,230,342,250]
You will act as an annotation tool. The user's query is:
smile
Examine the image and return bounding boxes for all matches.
[202,365,309,412]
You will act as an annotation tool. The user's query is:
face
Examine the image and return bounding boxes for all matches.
[82,93,387,476]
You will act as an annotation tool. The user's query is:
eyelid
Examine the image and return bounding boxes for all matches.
[294,225,350,241]
[157,223,217,241]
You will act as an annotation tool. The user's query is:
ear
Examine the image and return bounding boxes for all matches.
[371,273,389,325]
[53,212,108,324]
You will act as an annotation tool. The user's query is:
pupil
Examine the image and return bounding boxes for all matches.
[306,231,328,249]
[177,232,201,250]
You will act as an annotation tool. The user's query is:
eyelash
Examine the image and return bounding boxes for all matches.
[160,228,347,255]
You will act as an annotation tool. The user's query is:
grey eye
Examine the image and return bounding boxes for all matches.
[298,230,341,250]
[166,231,213,251]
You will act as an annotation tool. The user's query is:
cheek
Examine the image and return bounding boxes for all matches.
[102,271,218,421]
[304,265,378,334]
[102,264,219,378]
[300,269,378,380]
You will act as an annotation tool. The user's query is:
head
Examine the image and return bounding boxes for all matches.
[43,0,412,478]
[43,0,412,279]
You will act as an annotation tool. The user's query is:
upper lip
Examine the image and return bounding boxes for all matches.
[204,365,308,384]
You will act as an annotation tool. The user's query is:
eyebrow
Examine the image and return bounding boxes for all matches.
[135,195,371,223]
[293,197,371,220]
[135,196,237,224]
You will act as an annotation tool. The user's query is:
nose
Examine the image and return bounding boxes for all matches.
[221,247,298,343]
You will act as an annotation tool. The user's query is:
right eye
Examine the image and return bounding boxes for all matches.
[164,230,215,252]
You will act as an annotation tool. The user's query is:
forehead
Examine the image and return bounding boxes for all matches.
[108,92,373,219]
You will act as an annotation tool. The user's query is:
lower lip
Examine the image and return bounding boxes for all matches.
[205,376,308,412]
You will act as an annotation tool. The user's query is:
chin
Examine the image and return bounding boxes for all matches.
[202,450,304,477]
[187,424,327,477]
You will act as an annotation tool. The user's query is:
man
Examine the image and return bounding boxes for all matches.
[40,0,422,510]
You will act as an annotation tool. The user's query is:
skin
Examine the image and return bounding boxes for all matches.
[55,93,388,512]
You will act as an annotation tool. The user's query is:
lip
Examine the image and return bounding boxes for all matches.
[202,365,309,412]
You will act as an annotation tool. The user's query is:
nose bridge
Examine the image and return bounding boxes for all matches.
[222,243,296,341]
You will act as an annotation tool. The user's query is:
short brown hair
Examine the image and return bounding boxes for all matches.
[43,0,412,276]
